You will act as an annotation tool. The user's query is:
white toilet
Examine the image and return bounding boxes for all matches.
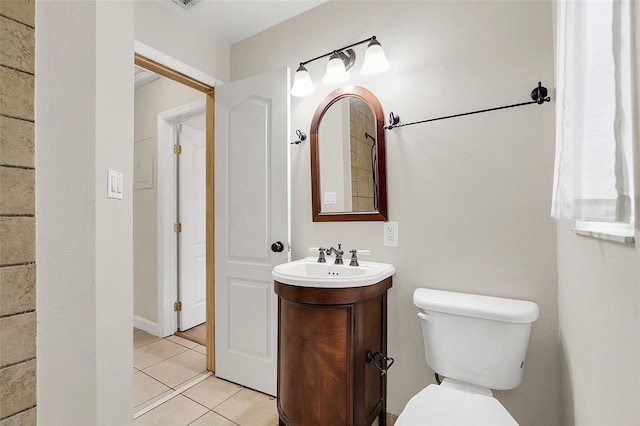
[396,288,539,425]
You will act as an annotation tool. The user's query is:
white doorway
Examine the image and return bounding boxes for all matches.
[177,115,207,331]
[156,101,206,336]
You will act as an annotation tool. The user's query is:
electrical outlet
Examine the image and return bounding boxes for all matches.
[383,222,398,247]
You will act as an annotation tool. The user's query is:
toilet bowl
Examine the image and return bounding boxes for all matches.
[397,288,539,425]
[395,379,517,426]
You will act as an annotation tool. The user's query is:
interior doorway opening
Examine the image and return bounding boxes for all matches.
[134,53,215,372]
[175,113,207,332]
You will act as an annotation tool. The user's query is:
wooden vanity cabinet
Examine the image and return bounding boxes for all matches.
[275,277,392,426]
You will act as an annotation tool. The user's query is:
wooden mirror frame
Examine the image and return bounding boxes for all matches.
[310,86,388,222]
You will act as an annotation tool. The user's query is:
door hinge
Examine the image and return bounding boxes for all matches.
[174,223,182,233]
[174,301,182,312]
[173,144,182,154]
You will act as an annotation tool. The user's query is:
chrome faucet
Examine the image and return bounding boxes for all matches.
[326,243,344,264]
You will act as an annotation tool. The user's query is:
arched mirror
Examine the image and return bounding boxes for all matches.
[310,86,388,222]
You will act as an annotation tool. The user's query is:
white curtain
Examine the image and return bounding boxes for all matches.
[551,0,634,223]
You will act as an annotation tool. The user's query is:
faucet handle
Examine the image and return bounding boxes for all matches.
[317,247,326,263]
[349,249,359,266]
[349,249,370,266]
[309,247,328,263]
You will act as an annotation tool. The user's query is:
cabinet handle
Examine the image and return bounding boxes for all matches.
[366,350,395,378]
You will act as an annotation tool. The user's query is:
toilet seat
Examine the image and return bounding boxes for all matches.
[396,382,518,425]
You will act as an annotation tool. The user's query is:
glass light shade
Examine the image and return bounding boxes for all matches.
[323,53,349,84]
[289,65,316,97]
[361,39,390,76]
[290,65,315,97]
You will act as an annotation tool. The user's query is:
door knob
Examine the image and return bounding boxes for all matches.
[271,241,284,253]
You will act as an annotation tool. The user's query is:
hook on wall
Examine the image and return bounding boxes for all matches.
[530,81,550,105]
[388,112,400,128]
[291,129,307,145]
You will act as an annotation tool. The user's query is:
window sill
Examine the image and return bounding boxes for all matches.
[572,227,635,244]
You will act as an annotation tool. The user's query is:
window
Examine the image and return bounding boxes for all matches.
[551,0,635,242]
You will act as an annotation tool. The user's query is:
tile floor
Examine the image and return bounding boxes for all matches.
[133,329,278,426]
[133,329,397,426]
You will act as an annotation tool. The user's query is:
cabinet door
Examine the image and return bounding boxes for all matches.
[279,300,352,425]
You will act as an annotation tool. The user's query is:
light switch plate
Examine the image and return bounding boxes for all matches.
[324,191,337,205]
[107,169,123,200]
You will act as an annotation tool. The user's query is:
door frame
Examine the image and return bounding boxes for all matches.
[157,101,205,335]
[134,51,216,371]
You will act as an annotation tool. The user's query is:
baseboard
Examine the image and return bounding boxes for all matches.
[133,315,160,336]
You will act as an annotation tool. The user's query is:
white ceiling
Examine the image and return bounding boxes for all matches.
[157,0,329,45]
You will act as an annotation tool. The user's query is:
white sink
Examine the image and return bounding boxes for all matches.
[272,257,395,288]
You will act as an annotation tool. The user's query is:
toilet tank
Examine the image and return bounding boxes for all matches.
[413,288,539,390]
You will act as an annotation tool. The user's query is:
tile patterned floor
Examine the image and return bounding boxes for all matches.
[133,329,398,426]
[133,329,278,426]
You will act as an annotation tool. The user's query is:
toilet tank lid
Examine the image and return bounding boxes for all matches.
[413,288,539,324]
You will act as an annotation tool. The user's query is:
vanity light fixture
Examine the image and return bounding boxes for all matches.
[290,35,390,97]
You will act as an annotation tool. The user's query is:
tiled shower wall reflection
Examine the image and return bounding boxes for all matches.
[0,1,37,424]
[349,98,376,212]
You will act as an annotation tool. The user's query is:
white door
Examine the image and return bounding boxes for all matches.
[178,119,207,331]
[215,67,290,396]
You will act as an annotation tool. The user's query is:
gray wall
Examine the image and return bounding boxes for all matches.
[32,1,229,422]
[557,221,640,425]
[231,2,560,425]
[556,5,640,425]
[36,2,134,423]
